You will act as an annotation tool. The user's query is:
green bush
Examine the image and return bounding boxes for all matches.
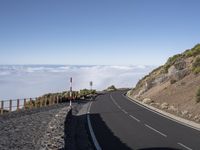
[193,67,200,74]
[79,89,96,96]
[192,57,200,74]
[196,87,200,103]
[163,54,182,73]
[185,51,193,57]
[184,44,200,57]
[167,54,182,65]
[106,85,117,91]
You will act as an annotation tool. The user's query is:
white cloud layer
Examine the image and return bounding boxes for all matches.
[0,65,156,100]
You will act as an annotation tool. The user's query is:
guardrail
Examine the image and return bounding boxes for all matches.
[0,96,68,115]
[0,91,96,115]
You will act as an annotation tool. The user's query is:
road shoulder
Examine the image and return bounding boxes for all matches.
[126,93,200,131]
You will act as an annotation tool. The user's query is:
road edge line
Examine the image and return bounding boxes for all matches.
[123,93,200,132]
[177,142,193,150]
[87,102,102,150]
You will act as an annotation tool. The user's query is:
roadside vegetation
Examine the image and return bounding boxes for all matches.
[79,89,96,97]
[105,85,117,91]
[162,44,200,73]
[25,89,96,109]
[163,54,182,73]
[192,57,200,74]
[196,87,200,103]
[184,44,200,57]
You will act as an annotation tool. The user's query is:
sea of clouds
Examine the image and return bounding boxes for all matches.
[0,65,156,100]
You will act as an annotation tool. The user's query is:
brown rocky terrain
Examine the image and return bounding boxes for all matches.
[128,44,200,123]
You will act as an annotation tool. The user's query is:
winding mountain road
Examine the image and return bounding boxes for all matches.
[88,91,200,150]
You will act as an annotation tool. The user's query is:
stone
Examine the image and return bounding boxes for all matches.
[181,110,189,116]
[0,103,69,150]
[160,102,169,109]
[174,60,186,70]
[152,75,168,85]
[193,115,199,120]
[168,64,189,81]
[153,103,160,107]
[188,114,193,119]
[168,66,177,76]
[142,98,153,104]
[168,105,178,112]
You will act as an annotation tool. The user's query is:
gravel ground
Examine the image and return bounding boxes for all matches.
[39,106,71,150]
[0,103,69,150]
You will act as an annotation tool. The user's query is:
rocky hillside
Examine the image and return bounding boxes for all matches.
[128,44,200,123]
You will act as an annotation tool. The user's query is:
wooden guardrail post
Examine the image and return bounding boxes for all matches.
[49,96,53,106]
[53,96,55,105]
[24,99,26,110]
[56,96,59,104]
[40,98,42,107]
[30,98,32,109]
[17,99,19,111]
[44,97,47,107]
[34,98,36,108]
[51,96,53,105]
[1,101,4,115]
[9,100,12,112]
[48,96,51,106]
[48,97,51,106]
[35,98,38,108]
[52,96,54,105]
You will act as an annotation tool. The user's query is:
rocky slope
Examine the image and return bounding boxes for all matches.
[128,44,200,123]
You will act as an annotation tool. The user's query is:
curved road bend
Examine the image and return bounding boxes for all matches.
[88,90,200,150]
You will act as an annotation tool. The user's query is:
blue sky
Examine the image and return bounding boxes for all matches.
[0,0,200,65]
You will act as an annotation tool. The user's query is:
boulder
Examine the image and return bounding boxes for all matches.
[142,98,153,104]
[168,66,177,76]
[160,102,169,109]
[188,114,193,119]
[193,115,200,122]
[181,110,189,116]
[145,78,154,90]
[174,60,186,70]
[193,115,199,120]
[152,75,168,85]
[168,105,178,112]
[168,65,189,81]
[152,102,160,107]
[135,88,146,98]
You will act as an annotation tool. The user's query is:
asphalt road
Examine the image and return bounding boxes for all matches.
[88,90,200,150]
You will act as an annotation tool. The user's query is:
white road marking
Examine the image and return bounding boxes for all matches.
[87,102,102,150]
[129,115,140,122]
[121,109,128,114]
[145,124,167,137]
[177,143,193,150]
[87,102,92,114]
[111,94,141,123]
[110,94,128,114]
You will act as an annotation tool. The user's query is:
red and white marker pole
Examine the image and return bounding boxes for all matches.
[70,77,72,107]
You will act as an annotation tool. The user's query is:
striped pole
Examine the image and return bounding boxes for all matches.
[70,77,72,107]
[90,81,93,90]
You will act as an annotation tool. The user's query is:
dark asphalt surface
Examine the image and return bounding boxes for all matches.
[89,90,200,150]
